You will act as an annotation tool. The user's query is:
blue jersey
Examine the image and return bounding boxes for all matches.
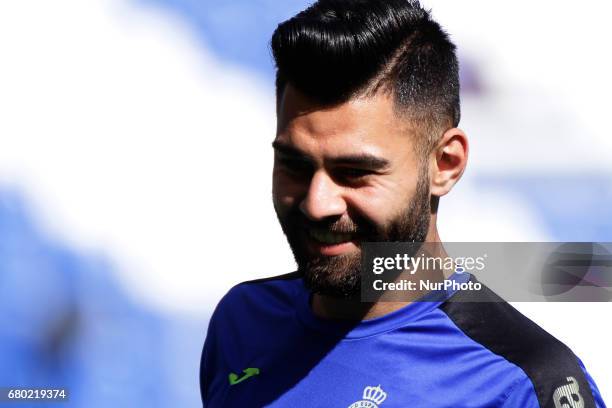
[200,272,605,407]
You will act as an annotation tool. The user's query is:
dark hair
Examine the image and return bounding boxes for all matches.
[271,0,460,151]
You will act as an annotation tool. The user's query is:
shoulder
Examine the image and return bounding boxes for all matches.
[220,271,303,307]
[200,272,304,397]
[441,274,603,408]
[208,271,303,324]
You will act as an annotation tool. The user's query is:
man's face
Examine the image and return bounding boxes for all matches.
[273,85,432,298]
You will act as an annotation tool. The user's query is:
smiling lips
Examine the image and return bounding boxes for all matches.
[306,229,359,256]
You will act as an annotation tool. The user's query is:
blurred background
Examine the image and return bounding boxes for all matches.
[0,0,610,406]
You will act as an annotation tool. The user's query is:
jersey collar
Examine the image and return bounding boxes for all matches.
[294,271,471,339]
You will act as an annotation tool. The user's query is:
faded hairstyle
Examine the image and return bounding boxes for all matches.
[271,0,460,154]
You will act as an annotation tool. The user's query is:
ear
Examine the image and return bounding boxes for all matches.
[429,128,469,197]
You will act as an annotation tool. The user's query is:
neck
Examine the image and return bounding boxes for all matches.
[311,224,450,321]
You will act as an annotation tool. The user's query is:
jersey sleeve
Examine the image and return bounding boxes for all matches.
[501,358,606,408]
[578,358,607,408]
[200,311,218,406]
[200,288,232,407]
[501,376,540,408]
[199,283,251,407]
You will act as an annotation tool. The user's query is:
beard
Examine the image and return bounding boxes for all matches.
[275,167,431,299]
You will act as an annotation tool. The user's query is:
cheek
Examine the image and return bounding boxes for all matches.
[346,181,414,224]
[348,194,390,226]
[272,170,305,210]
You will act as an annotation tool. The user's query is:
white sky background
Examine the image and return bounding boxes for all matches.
[0,0,610,397]
[428,0,612,174]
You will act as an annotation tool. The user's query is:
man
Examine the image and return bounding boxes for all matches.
[200,0,606,406]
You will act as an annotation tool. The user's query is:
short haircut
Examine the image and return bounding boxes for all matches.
[271,0,460,154]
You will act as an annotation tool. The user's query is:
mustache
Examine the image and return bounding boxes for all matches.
[304,219,359,234]
[284,209,374,236]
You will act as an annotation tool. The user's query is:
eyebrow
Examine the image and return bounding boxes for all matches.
[272,140,391,170]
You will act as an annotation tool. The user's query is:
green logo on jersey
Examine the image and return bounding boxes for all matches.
[228,367,260,385]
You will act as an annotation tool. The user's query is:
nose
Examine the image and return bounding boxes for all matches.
[299,169,347,221]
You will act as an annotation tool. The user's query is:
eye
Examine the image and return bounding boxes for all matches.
[335,167,375,181]
[276,157,313,177]
[339,167,373,177]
